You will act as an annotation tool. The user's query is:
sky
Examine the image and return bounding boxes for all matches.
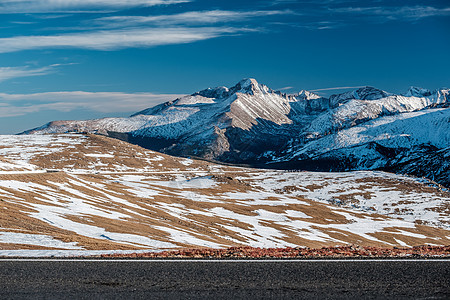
[0,0,449,134]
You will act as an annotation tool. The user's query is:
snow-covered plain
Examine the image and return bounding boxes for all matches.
[0,232,82,249]
[241,171,450,228]
[0,134,85,161]
[0,134,449,256]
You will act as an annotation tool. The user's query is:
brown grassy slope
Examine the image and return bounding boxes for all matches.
[0,134,449,251]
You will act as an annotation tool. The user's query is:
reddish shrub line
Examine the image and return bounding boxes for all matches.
[99,245,450,258]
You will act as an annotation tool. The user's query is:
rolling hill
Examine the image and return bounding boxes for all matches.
[0,134,449,255]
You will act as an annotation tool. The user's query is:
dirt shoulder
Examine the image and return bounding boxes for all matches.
[97,245,450,259]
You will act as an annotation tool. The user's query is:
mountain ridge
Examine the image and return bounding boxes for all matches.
[23,78,450,187]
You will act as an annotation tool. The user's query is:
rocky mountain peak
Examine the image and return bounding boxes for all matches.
[194,86,229,99]
[228,78,272,95]
[192,78,272,100]
[237,78,259,90]
[404,86,432,97]
[297,90,321,100]
[329,86,391,104]
[354,86,391,100]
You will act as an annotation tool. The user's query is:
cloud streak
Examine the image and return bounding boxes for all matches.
[94,10,293,28]
[0,91,184,117]
[0,8,289,54]
[0,27,251,53]
[276,86,294,91]
[0,65,57,82]
[0,0,190,13]
[332,5,450,22]
[310,86,367,92]
[270,2,450,28]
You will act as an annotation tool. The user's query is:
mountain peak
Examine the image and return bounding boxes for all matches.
[404,86,432,97]
[297,90,321,100]
[229,78,271,95]
[194,86,229,99]
[354,86,391,100]
[239,78,259,88]
[191,78,275,102]
[328,86,391,106]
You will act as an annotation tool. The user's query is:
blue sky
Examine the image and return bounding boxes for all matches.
[0,0,449,134]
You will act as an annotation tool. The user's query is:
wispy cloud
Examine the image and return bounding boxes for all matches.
[94,10,293,28]
[277,20,343,30]
[0,6,290,54]
[0,91,184,117]
[276,86,294,91]
[0,6,292,54]
[0,27,252,53]
[310,86,366,92]
[0,65,60,82]
[332,5,450,22]
[269,2,450,29]
[0,0,190,13]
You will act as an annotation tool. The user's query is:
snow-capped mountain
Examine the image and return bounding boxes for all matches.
[24,78,450,187]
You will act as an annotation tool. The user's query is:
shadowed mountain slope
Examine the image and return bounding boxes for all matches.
[24,79,450,187]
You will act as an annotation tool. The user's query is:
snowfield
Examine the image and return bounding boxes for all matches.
[282,108,450,160]
[0,134,449,256]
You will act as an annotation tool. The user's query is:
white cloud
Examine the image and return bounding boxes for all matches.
[0,27,249,53]
[333,6,450,22]
[0,65,55,82]
[0,91,184,117]
[0,7,288,53]
[94,10,293,28]
[310,86,366,92]
[277,86,294,91]
[0,0,190,13]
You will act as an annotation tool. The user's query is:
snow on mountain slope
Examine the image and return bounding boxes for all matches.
[0,134,449,255]
[283,108,450,159]
[25,78,322,136]
[24,79,450,186]
[304,89,449,139]
[272,108,450,187]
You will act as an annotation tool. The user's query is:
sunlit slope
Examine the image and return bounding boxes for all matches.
[25,79,450,187]
[0,134,448,251]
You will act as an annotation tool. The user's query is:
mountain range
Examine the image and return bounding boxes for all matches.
[24,78,450,187]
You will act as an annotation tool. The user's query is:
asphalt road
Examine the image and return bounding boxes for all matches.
[0,260,448,299]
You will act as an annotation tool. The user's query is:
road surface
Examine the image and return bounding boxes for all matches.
[0,259,448,299]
